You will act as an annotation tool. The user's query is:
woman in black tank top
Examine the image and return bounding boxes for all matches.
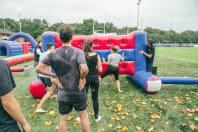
[83,39,102,122]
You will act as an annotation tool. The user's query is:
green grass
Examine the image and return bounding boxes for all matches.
[156,47,198,63]
[11,47,198,132]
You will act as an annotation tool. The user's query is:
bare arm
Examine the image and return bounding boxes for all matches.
[102,57,111,64]
[35,63,56,77]
[96,55,102,72]
[121,52,125,62]
[1,92,31,132]
[78,64,89,91]
[139,51,152,58]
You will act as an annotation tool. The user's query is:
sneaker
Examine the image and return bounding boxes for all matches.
[95,116,102,123]
[75,117,80,122]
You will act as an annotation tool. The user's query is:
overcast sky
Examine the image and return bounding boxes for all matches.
[0,0,198,32]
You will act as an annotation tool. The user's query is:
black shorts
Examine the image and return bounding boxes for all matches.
[101,65,119,80]
[40,77,52,87]
[58,101,87,115]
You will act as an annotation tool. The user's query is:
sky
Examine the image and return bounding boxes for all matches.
[0,0,198,32]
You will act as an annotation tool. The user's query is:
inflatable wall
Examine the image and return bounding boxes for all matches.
[42,31,162,93]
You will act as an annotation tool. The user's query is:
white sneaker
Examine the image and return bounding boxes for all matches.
[75,117,80,122]
[95,116,102,123]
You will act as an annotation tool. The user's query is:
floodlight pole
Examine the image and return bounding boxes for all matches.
[137,0,141,31]
[17,8,22,32]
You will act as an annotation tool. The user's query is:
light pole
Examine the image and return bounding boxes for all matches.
[17,8,22,32]
[137,0,141,30]
[3,21,5,30]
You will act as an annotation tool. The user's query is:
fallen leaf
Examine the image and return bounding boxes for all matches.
[97,129,104,132]
[45,121,52,126]
[188,113,193,117]
[130,120,134,122]
[182,123,187,126]
[148,126,154,132]
[150,120,155,123]
[133,114,138,119]
[67,116,73,121]
[181,109,185,113]
[158,130,164,132]
[151,114,160,119]
[116,125,122,129]
[121,127,128,131]
[108,124,112,128]
[159,106,163,109]
[135,126,141,131]
[189,124,198,130]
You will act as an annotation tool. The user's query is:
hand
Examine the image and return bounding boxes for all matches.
[50,77,57,85]
[139,50,144,54]
[102,57,106,62]
[78,78,86,91]
[51,76,63,88]
[22,123,31,132]
[122,52,125,57]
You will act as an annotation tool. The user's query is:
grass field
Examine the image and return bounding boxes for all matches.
[11,47,198,132]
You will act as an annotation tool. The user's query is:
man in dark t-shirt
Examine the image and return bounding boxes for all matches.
[0,59,31,132]
[139,39,155,72]
[35,26,90,132]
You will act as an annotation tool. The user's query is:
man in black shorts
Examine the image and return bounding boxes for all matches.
[139,39,155,72]
[0,59,31,132]
[35,43,56,113]
[35,26,90,132]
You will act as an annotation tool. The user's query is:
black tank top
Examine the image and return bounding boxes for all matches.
[86,54,98,78]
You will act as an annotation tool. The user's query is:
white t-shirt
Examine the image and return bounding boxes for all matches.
[108,53,122,66]
[38,51,50,78]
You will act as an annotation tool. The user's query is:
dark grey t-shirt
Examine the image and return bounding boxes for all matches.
[0,59,20,132]
[42,46,87,102]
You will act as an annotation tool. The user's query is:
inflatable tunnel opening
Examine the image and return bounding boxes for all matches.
[0,47,7,56]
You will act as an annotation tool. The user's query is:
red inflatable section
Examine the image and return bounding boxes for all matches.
[146,77,161,94]
[71,32,135,50]
[20,42,30,54]
[6,55,34,66]
[54,32,135,50]
[98,61,135,76]
[10,68,24,72]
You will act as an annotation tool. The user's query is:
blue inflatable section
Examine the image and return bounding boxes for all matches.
[42,33,55,51]
[128,71,154,92]
[8,32,37,52]
[95,49,135,61]
[134,32,147,72]
[160,77,198,84]
[0,41,23,57]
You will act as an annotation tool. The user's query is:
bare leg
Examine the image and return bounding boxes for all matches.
[116,80,122,93]
[36,87,53,111]
[99,76,102,83]
[58,114,69,132]
[78,109,90,132]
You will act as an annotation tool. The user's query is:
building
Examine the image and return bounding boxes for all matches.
[0,29,14,40]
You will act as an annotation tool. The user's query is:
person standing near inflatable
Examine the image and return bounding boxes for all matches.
[82,39,102,122]
[34,40,43,67]
[99,46,125,93]
[139,39,155,72]
[0,59,31,132]
[35,26,90,132]
[35,43,57,113]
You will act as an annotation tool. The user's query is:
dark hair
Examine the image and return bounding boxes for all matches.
[111,46,120,52]
[47,43,53,50]
[147,39,154,45]
[38,41,42,45]
[83,39,93,60]
[59,26,74,43]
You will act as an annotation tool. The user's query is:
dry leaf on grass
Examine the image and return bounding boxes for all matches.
[148,126,154,132]
[45,121,52,126]
[108,124,112,128]
[121,127,128,131]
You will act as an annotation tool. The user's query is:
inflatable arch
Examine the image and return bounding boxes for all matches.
[8,32,37,51]
[0,41,23,57]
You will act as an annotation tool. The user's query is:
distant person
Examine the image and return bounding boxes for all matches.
[35,26,90,132]
[99,46,125,93]
[34,40,43,67]
[0,59,31,132]
[76,39,102,122]
[139,39,155,72]
[35,43,57,113]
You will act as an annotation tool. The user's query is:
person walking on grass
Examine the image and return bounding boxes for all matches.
[0,59,31,132]
[99,46,125,93]
[35,43,57,113]
[35,26,90,132]
[76,39,102,122]
[139,39,155,73]
[34,40,43,67]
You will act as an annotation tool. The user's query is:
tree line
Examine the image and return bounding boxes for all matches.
[0,18,198,43]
